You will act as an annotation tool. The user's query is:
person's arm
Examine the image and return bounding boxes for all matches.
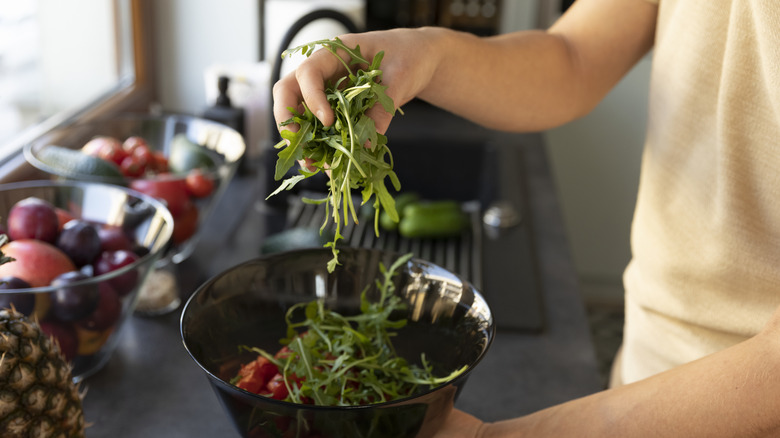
[434,304,780,438]
[272,0,657,134]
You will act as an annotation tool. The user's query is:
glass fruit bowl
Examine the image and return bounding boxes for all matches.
[0,180,173,381]
[23,113,245,265]
[181,247,495,438]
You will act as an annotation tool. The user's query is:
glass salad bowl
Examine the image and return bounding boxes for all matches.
[180,247,495,438]
[0,180,173,381]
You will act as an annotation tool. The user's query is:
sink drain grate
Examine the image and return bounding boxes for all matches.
[286,194,483,288]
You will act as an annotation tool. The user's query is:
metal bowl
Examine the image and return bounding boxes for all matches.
[180,248,494,438]
[24,113,245,264]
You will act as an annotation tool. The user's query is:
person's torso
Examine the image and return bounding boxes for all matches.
[621,0,780,383]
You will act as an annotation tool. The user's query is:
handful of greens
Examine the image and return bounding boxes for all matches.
[236,253,467,406]
[267,38,401,272]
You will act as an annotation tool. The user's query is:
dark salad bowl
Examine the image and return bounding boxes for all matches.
[180,248,495,438]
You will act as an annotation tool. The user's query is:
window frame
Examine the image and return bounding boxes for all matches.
[0,0,156,183]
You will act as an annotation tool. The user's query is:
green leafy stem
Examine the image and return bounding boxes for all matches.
[267,38,403,272]
[240,253,467,406]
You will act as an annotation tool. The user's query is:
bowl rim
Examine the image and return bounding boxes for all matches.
[23,112,246,183]
[0,179,175,294]
[180,247,496,411]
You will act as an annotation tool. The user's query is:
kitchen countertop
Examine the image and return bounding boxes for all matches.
[80,105,602,437]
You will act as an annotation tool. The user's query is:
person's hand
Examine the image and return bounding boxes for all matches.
[272,27,443,136]
[432,408,487,438]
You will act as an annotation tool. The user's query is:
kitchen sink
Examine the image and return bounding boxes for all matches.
[390,137,498,203]
[392,137,543,332]
[258,104,544,332]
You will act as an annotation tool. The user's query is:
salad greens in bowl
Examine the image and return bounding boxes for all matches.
[180,247,494,438]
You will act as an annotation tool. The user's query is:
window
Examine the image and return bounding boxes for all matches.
[0,0,154,181]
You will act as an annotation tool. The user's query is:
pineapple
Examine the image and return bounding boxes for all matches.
[0,307,86,438]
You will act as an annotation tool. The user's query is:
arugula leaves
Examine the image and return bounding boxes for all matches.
[267,38,402,272]
[241,253,467,406]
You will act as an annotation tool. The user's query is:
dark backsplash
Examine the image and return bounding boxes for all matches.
[366,0,502,36]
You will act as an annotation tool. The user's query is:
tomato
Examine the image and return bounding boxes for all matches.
[131,144,153,168]
[122,136,149,153]
[130,177,189,217]
[119,155,145,178]
[151,151,169,173]
[266,373,289,400]
[236,356,278,394]
[184,170,215,198]
[82,136,128,166]
[171,201,198,244]
[236,375,264,394]
[248,357,278,384]
[274,345,292,359]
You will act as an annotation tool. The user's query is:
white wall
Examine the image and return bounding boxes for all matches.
[546,56,650,304]
[151,0,358,158]
[152,2,650,304]
[151,0,259,115]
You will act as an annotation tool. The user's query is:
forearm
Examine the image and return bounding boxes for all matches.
[416,0,656,132]
[273,0,656,135]
[483,329,780,437]
[417,28,582,132]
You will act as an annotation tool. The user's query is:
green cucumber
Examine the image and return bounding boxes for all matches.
[35,144,126,183]
[379,192,420,231]
[398,201,468,238]
[402,200,461,218]
[168,134,217,173]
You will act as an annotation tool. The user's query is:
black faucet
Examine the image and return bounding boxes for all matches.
[269,9,360,143]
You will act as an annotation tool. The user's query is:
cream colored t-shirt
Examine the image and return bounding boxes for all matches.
[618,0,780,384]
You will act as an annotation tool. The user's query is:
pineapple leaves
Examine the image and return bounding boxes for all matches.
[0,234,14,266]
[269,37,402,272]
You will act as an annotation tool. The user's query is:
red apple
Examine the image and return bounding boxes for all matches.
[0,240,76,287]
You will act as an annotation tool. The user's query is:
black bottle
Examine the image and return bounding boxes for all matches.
[203,75,245,137]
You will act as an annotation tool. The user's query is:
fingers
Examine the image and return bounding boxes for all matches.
[272,41,349,129]
[300,157,318,173]
[365,60,413,135]
[272,73,304,131]
[296,63,336,127]
[366,104,394,135]
[272,30,425,137]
